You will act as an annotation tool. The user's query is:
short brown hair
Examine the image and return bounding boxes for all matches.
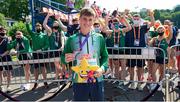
[112,18,119,23]
[80,7,95,17]
[0,26,4,31]
[35,22,42,27]
[0,26,6,31]
[72,17,78,23]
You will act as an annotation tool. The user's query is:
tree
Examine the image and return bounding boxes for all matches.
[52,0,66,4]
[52,0,85,9]
[172,11,180,28]
[8,21,30,40]
[139,9,147,19]
[154,9,161,20]
[74,0,85,9]
[173,5,180,12]
[0,0,29,21]
[0,0,84,21]
[0,13,7,27]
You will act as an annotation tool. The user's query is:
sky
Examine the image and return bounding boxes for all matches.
[89,0,180,12]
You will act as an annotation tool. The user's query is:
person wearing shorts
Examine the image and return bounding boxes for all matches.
[125,12,155,90]
[8,31,32,90]
[146,21,160,81]
[26,18,50,90]
[149,25,173,87]
[43,12,66,80]
[103,16,131,86]
[0,26,13,92]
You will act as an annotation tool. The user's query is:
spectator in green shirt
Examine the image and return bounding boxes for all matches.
[26,17,50,90]
[43,12,66,80]
[149,25,173,91]
[8,31,32,91]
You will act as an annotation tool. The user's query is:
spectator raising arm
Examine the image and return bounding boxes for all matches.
[56,15,68,32]
[43,12,53,36]
[103,13,131,36]
[25,16,35,36]
[147,9,155,28]
[118,14,132,33]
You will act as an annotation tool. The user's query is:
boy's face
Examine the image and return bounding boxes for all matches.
[79,15,94,31]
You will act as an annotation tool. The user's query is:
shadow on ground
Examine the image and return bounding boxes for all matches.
[0,81,166,101]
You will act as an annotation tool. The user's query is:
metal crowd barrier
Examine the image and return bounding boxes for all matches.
[106,47,166,82]
[0,47,169,101]
[106,47,168,101]
[0,47,166,84]
[0,50,69,85]
[167,44,180,101]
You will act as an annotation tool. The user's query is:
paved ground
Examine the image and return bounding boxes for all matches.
[1,42,180,101]
[0,65,179,101]
[0,79,179,101]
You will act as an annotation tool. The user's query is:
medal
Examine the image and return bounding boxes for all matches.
[133,26,140,46]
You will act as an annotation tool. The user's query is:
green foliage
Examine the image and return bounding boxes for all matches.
[0,13,7,27]
[0,0,179,27]
[140,11,147,19]
[173,5,180,12]
[0,0,29,21]
[171,11,180,27]
[52,0,84,9]
[159,12,172,22]
[0,0,84,22]
[142,6,180,28]
[8,21,31,40]
[154,9,160,20]
[74,0,85,9]
[52,0,66,4]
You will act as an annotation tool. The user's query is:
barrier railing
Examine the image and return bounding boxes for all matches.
[106,47,166,81]
[0,47,166,83]
[0,47,169,101]
[0,50,69,85]
[166,44,180,101]
[106,47,169,101]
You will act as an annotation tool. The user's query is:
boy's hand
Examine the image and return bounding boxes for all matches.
[65,53,75,63]
[94,68,104,78]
